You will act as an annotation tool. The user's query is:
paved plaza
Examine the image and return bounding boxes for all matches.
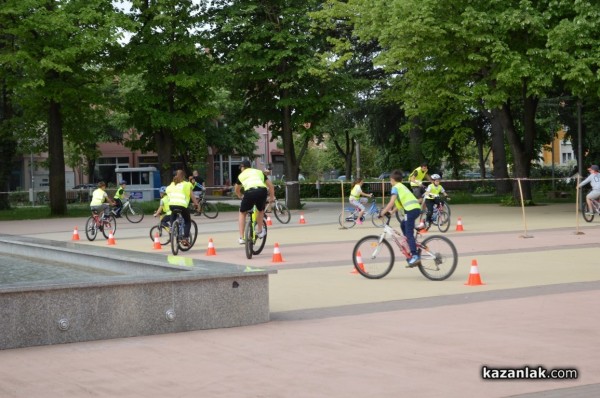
[0,202,599,397]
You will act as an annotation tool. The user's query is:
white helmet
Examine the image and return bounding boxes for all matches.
[431,174,441,180]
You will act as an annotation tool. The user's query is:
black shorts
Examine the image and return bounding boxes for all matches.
[240,188,268,213]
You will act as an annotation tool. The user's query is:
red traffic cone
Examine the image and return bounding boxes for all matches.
[465,259,485,286]
[299,213,306,224]
[351,250,366,274]
[271,242,284,263]
[153,232,162,250]
[266,216,273,226]
[206,238,217,256]
[456,217,464,231]
[107,230,116,245]
[72,226,80,241]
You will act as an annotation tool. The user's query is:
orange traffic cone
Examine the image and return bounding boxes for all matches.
[266,216,273,226]
[153,232,162,250]
[72,226,80,241]
[299,213,306,224]
[271,242,284,263]
[206,238,217,256]
[465,259,485,286]
[456,217,464,231]
[351,250,365,274]
[107,230,116,245]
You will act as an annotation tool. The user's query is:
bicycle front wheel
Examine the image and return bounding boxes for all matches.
[171,220,180,255]
[125,203,144,223]
[252,220,267,255]
[150,225,171,245]
[202,201,219,219]
[339,211,356,228]
[352,235,395,279]
[371,211,385,228]
[273,202,291,224]
[435,210,450,233]
[244,219,253,259]
[85,216,98,241]
[418,235,458,281]
[582,202,594,222]
[101,215,117,239]
[179,220,197,251]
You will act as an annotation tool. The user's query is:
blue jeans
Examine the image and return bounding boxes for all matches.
[401,208,421,256]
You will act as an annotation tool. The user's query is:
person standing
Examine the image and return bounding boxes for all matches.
[234,160,275,244]
[577,165,600,214]
[380,170,422,266]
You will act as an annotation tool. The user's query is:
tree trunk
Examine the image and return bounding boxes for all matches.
[0,81,16,210]
[48,99,67,215]
[408,116,423,166]
[281,101,301,209]
[488,109,512,194]
[155,128,174,185]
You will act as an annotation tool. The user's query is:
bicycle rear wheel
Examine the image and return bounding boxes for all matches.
[273,202,291,224]
[371,210,385,228]
[252,220,267,255]
[149,225,171,245]
[339,210,357,228]
[125,203,144,223]
[442,202,451,218]
[435,210,450,233]
[179,220,197,251]
[582,202,594,222]
[85,216,98,241]
[352,236,395,279]
[101,215,117,239]
[244,219,253,259]
[171,219,180,255]
[417,235,458,281]
[202,201,219,219]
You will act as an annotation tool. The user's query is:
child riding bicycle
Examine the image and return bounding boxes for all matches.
[421,173,449,229]
[153,186,171,228]
[113,180,128,218]
[577,164,600,215]
[90,181,116,218]
[349,178,373,225]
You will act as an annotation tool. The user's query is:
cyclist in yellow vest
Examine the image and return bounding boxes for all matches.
[113,180,127,217]
[349,178,373,225]
[166,170,199,247]
[153,186,171,228]
[90,181,116,218]
[422,174,449,229]
[409,162,431,203]
[380,169,422,266]
[234,159,275,245]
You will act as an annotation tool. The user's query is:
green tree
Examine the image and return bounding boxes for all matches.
[1,0,126,215]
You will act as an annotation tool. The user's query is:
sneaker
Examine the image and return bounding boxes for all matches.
[257,229,267,239]
[416,222,425,230]
[406,255,421,268]
[238,238,245,245]
[585,212,594,216]
[180,238,190,247]
[356,219,363,225]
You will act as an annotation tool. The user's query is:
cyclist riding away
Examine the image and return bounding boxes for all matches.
[153,186,171,228]
[90,181,116,218]
[113,180,127,218]
[577,164,600,215]
[409,162,431,203]
[166,170,199,247]
[380,169,422,266]
[235,159,275,244]
[421,174,449,229]
[189,172,205,216]
[349,177,373,225]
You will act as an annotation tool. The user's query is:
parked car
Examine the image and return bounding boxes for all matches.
[72,184,97,190]
[377,172,391,180]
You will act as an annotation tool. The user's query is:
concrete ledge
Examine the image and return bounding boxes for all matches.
[0,234,275,350]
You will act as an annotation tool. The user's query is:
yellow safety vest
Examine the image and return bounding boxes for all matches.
[166,181,191,207]
[393,183,421,211]
[90,188,107,206]
[410,167,428,187]
[114,186,125,200]
[161,196,171,215]
[239,168,267,191]
[350,184,362,200]
[425,184,443,199]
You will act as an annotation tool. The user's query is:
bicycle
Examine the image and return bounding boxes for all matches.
[170,209,198,255]
[244,206,268,259]
[265,198,291,224]
[339,197,384,228]
[418,196,451,233]
[149,215,171,246]
[352,214,458,281]
[581,192,600,223]
[195,191,219,219]
[85,210,117,241]
[114,197,144,223]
